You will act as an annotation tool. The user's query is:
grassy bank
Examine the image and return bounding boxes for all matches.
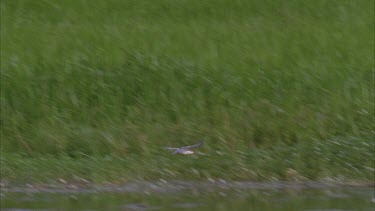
[2,137,374,183]
[1,0,374,182]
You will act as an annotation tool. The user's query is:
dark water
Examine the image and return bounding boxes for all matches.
[1,182,374,211]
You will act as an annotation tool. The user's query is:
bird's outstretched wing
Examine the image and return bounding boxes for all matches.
[164,147,178,151]
[181,140,204,150]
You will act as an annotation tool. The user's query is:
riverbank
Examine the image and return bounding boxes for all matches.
[2,180,374,194]
[1,0,373,187]
[1,137,373,184]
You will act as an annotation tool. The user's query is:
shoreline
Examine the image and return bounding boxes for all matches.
[2,180,374,194]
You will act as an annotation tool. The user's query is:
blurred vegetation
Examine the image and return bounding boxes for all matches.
[2,137,374,182]
[1,0,374,182]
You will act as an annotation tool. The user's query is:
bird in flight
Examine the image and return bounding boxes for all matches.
[164,140,204,155]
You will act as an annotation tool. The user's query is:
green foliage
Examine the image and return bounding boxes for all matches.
[0,0,373,181]
[1,137,374,182]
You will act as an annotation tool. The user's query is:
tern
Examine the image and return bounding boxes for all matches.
[164,140,204,155]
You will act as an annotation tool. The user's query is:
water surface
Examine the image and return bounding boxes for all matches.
[1,181,373,211]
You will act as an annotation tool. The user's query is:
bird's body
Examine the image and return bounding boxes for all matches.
[164,141,204,155]
[176,150,194,155]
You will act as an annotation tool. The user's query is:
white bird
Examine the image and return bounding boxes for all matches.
[164,140,204,155]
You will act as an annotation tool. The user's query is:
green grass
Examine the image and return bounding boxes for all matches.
[2,137,374,183]
[1,0,374,183]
